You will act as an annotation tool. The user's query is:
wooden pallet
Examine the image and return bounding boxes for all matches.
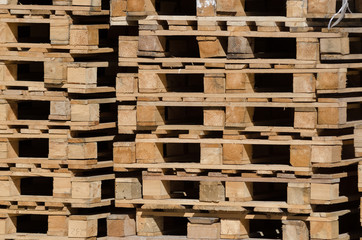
[0,212,115,239]
[121,30,335,63]
[0,133,115,170]
[0,4,119,239]
[125,208,360,240]
[0,0,110,14]
[0,172,114,208]
[116,68,361,95]
[113,133,359,171]
[0,98,116,129]
[0,18,112,52]
[110,0,362,28]
[117,100,362,132]
[114,168,359,208]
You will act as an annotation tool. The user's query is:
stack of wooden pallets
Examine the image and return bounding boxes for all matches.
[0,0,123,238]
[0,0,361,239]
[112,0,362,239]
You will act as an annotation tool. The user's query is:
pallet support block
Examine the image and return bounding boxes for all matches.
[228,36,254,57]
[293,73,316,93]
[199,181,225,202]
[287,0,307,17]
[69,25,99,46]
[118,106,137,131]
[225,181,253,201]
[53,177,71,198]
[136,213,163,236]
[226,73,255,93]
[294,108,317,129]
[226,106,254,127]
[0,141,7,159]
[0,22,17,43]
[107,214,136,237]
[142,179,170,199]
[137,105,165,126]
[216,0,245,15]
[318,104,347,125]
[187,218,220,239]
[0,101,17,122]
[320,37,349,54]
[220,218,249,239]
[310,219,339,239]
[0,216,16,235]
[0,63,17,83]
[355,125,362,157]
[136,141,163,163]
[204,107,225,127]
[49,17,70,45]
[72,180,101,201]
[311,145,341,163]
[126,0,145,12]
[204,73,225,94]
[287,183,310,210]
[223,139,252,164]
[68,217,97,238]
[297,38,319,61]
[0,102,5,122]
[44,61,67,85]
[138,35,166,55]
[197,36,227,58]
[138,72,167,93]
[290,145,312,167]
[68,142,97,160]
[71,103,100,122]
[119,36,139,58]
[49,101,70,120]
[115,178,141,200]
[114,142,136,164]
[126,0,155,15]
[0,177,20,197]
[311,183,339,201]
[282,220,309,240]
[48,215,68,236]
[197,0,216,16]
[3,140,18,159]
[201,143,222,164]
[49,138,68,160]
[67,67,97,86]
[307,0,336,14]
[317,70,347,90]
[116,73,137,94]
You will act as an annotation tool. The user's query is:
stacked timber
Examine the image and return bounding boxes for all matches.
[112,0,362,239]
[0,0,127,238]
[0,0,360,238]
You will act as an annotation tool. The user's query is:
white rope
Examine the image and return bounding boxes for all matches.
[328,0,352,29]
